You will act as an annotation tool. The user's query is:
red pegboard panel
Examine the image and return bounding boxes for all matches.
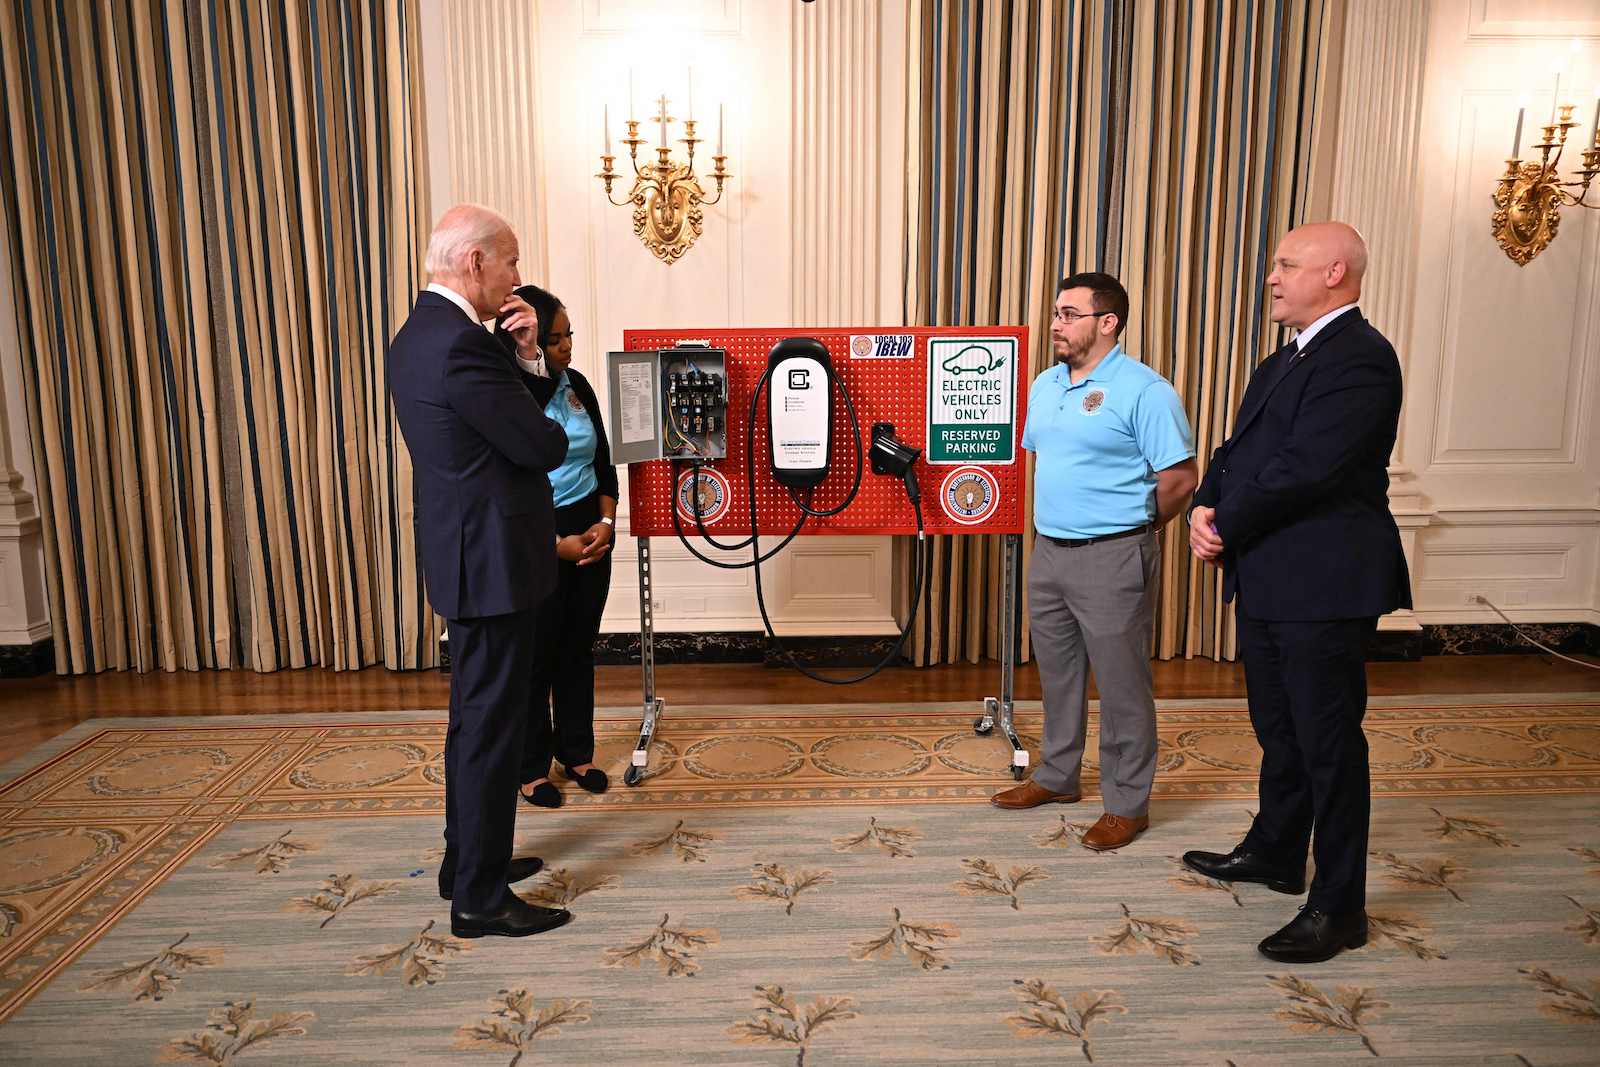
[623,327,1028,537]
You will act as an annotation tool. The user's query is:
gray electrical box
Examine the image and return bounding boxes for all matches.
[607,345,728,465]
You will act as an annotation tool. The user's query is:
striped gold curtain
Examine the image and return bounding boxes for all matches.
[902,0,1341,664]
[0,0,436,673]
[1119,0,1342,660]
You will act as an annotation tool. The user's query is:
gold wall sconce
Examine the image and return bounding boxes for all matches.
[1492,66,1599,265]
[596,71,730,264]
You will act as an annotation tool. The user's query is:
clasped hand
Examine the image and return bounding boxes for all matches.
[556,522,612,567]
[1189,506,1225,567]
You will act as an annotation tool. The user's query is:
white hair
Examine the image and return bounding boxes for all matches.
[424,204,511,276]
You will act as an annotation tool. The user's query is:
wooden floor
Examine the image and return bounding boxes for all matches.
[0,653,1596,770]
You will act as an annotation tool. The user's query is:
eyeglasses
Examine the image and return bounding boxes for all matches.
[1053,308,1112,324]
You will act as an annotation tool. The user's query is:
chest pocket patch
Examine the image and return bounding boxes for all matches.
[1082,389,1107,415]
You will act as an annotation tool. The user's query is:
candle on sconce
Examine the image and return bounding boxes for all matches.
[1512,103,1524,158]
[687,67,694,121]
[628,69,635,120]
[1552,70,1562,123]
[1591,88,1599,146]
[604,103,611,156]
[717,103,724,155]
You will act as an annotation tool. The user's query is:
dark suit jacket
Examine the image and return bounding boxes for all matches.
[1191,308,1411,621]
[387,290,569,620]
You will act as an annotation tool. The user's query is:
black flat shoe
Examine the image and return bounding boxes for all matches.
[519,781,562,808]
[438,855,544,901]
[560,764,609,794]
[1258,907,1367,963]
[451,896,573,939]
[1182,845,1306,895]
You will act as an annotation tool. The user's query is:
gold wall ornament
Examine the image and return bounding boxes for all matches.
[1491,102,1599,265]
[597,96,730,264]
[1492,161,1564,266]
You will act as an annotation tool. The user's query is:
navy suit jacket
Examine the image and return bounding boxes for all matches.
[1191,308,1411,621]
[387,290,569,620]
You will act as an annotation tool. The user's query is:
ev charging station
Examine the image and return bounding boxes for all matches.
[608,326,1030,786]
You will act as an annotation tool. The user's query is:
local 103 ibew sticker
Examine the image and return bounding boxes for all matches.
[675,466,731,525]
[938,465,999,525]
[848,333,915,359]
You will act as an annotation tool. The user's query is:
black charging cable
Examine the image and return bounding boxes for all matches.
[742,365,929,685]
[664,352,929,684]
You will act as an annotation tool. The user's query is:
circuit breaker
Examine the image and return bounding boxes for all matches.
[606,344,729,464]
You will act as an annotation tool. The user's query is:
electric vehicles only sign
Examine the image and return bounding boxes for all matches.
[927,337,1017,464]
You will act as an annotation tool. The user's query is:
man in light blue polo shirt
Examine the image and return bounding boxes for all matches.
[992,272,1197,851]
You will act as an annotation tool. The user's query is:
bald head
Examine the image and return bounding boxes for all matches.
[1266,221,1368,330]
[425,204,520,320]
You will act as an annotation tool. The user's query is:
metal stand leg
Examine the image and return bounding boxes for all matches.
[975,534,1026,779]
[625,537,665,786]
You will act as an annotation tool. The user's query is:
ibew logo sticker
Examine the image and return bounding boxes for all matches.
[939,465,999,525]
[849,334,915,359]
[675,467,730,525]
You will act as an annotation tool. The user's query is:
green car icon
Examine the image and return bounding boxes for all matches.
[941,345,1006,375]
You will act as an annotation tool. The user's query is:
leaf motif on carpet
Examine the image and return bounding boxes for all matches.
[726,984,857,1063]
[603,912,720,977]
[206,830,318,875]
[157,997,315,1064]
[830,817,919,859]
[1268,975,1387,1057]
[629,819,719,863]
[347,919,468,987]
[1092,902,1200,966]
[76,933,221,1002]
[733,863,834,916]
[953,857,1048,910]
[848,907,958,971]
[1003,980,1124,1061]
[453,991,591,1061]
[287,874,398,929]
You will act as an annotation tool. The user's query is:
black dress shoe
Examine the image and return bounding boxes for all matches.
[1182,845,1306,894]
[438,855,545,901]
[1258,907,1367,963]
[560,764,609,794]
[451,895,573,939]
[519,781,562,808]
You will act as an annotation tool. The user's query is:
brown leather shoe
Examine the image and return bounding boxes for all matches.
[1081,812,1149,850]
[990,779,1082,809]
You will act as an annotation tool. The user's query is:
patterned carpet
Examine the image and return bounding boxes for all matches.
[0,695,1597,1063]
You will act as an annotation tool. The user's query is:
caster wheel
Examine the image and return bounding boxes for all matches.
[623,765,643,787]
[1011,765,1025,781]
[973,716,994,735]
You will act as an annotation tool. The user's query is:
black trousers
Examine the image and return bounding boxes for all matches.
[1236,605,1378,913]
[442,608,537,913]
[521,493,612,780]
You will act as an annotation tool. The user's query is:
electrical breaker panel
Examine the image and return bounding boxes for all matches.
[606,345,729,465]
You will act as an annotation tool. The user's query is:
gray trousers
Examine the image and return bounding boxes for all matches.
[1027,531,1160,817]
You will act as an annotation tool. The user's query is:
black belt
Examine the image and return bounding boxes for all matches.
[1043,524,1152,548]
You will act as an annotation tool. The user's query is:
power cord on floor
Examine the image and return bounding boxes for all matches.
[1469,595,1600,671]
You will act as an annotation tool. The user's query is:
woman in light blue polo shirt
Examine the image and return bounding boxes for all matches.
[497,285,618,808]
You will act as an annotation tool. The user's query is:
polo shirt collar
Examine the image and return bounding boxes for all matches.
[1060,343,1124,387]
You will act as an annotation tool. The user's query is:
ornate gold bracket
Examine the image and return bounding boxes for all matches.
[1492,161,1564,265]
[1491,105,1599,266]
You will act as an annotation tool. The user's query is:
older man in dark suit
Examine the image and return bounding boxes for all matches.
[387,204,571,938]
[1184,221,1411,963]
